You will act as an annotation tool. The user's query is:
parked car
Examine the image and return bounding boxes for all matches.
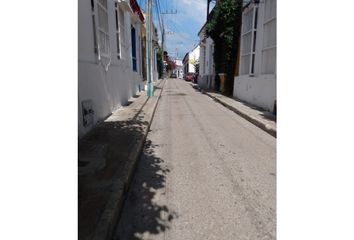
[185,72,194,81]
[170,73,177,78]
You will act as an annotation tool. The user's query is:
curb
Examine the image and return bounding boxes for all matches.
[91,79,166,240]
[203,91,276,138]
[119,79,166,194]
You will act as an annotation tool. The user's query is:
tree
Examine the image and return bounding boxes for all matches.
[192,61,200,82]
[156,47,164,78]
[194,62,200,76]
[206,0,242,95]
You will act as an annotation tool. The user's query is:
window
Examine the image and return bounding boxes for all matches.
[240,5,258,76]
[131,26,137,72]
[96,0,110,58]
[261,0,276,74]
[91,0,98,54]
[138,35,142,75]
[119,8,125,59]
[202,46,206,74]
[114,3,121,59]
[210,44,214,74]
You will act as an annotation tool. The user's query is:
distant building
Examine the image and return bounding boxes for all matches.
[233,0,276,113]
[182,53,189,77]
[173,59,183,78]
[182,45,200,76]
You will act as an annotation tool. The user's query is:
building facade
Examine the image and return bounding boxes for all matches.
[182,45,200,77]
[79,0,155,137]
[233,0,276,113]
[172,59,183,78]
[198,24,215,89]
[182,53,189,76]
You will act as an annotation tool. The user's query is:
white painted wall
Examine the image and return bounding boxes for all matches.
[188,63,195,73]
[198,34,214,89]
[234,0,276,112]
[189,45,200,68]
[183,45,200,74]
[79,0,145,137]
[234,74,276,112]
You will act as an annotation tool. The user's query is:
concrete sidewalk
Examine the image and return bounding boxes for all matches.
[79,79,166,240]
[193,84,276,137]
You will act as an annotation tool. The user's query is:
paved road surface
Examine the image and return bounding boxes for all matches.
[113,79,276,240]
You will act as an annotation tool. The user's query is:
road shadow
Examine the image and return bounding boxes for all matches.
[166,93,187,96]
[113,138,178,240]
[79,118,149,240]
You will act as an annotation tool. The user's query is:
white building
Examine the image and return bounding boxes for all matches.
[79,0,156,137]
[198,23,214,89]
[233,0,276,113]
[183,45,200,75]
[173,59,183,78]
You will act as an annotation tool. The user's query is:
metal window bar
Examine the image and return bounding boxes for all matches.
[131,26,137,72]
[115,4,121,59]
[262,45,276,52]
[96,0,110,58]
[91,0,98,55]
[260,0,276,75]
[119,8,125,59]
[249,6,258,75]
[263,16,276,25]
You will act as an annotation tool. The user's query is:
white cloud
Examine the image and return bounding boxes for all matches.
[178,0,207,26]
[155,0,208,58]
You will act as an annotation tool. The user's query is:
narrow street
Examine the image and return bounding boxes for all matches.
[113,78,276,240]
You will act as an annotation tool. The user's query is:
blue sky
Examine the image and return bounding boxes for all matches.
[138,0,215,60]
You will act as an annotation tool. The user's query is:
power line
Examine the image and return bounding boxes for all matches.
[156,0,164,32]
[153,0,162,33]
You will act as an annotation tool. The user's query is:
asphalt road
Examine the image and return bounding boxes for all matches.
[113,79,276,240]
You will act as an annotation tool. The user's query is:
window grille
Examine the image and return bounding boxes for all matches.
[131,26,137,72]
[210,44,214,74]
[138,35,142,75]
[240,5,258,75]
[91,0,98,54]
[119,8,125,59]
[114,3,121,59]
[261,0,276,74]
[202,46,206,74]
[96,0,110,58]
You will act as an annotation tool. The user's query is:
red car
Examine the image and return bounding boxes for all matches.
[185,72,194,81]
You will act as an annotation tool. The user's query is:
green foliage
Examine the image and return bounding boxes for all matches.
[157,47,164,78]
[206,0,242,95]
[190,58,199,76]
[193,61,200,76]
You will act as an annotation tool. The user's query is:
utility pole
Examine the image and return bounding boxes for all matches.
[161,28,165,79]
[146,0,153,96]
[160,9,176,80]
